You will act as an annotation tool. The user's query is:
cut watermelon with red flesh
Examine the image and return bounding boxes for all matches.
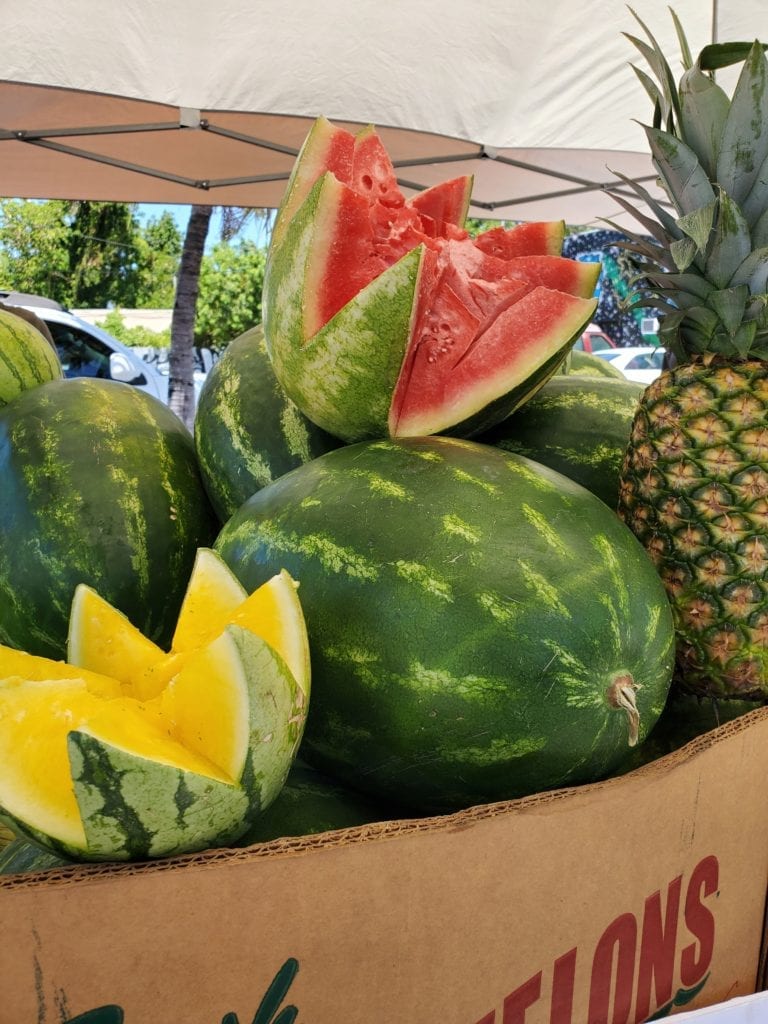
[264,116,598,442]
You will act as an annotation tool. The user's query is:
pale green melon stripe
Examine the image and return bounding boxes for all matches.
[202,353,274,492]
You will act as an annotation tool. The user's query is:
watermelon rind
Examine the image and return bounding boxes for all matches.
[235,761,407,845]
[194,325,342,520]
[215,436,675,813]
[66,732,250,861]
[0,836,74,875]
[563,350,627,379]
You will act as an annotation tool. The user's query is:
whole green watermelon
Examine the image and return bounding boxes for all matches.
[215,436,675,813]
[0,378,218,658]
[194,325,342,521]
[478,375,642,508]
[235,761,407,845]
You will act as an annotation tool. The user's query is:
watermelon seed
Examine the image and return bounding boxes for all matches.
[606,673,640,747]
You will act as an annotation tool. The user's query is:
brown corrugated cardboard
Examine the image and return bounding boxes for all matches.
[3,707,768,1024]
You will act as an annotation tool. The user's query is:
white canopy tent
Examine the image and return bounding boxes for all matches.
[0,1,764,229]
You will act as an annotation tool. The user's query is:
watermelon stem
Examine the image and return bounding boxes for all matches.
[607,674,640,747]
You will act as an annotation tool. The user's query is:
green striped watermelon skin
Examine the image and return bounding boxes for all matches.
[478,375,643,508]
[0,378,218,659]
[0,837,74,875]
[215,437,675,813]
[194,325,342,521]
[0,308,63,406]
[235,761,407,845]
[563,350,626,379]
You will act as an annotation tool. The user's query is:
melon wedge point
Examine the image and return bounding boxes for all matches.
[135,565,310,702]
[67,583,166,685]
[170,546,248,653]
[270,115,355,252]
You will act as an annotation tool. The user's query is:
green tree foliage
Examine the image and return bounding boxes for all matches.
[65,201,144,306]
[194,239,267,350]
[0,199,71,299]
[134,211,183,307]
[0,199,182,309]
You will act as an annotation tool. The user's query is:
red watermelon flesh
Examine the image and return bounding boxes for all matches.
[390,287,596,437]
[281,117,598,438]
[473,221,565,259]
[406,176,473,237]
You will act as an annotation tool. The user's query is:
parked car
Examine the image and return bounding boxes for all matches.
[572,323,618,354]
[0,291,209,404]
[593,345,667,385]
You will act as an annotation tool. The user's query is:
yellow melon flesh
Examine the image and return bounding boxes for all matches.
[0,642,124,699]
[136,569,310,701]
[170,548,247,653]
[154,630,250,781]
[67,584,166,685]
[0,676,236,853]
[0,677,109,849]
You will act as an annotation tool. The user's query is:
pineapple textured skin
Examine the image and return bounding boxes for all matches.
[618,359,768,699]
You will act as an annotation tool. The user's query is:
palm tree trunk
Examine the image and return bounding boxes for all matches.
[169,204,212,429]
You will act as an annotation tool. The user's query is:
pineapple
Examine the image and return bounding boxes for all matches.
[613,12,768,700]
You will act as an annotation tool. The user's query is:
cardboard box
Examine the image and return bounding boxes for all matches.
[3,707,768,1024]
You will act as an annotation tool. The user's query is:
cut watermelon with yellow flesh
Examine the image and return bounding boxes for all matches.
[0,676,240,859]
[67,583,166,684]
[137,567,311,701]
[0,550,311,861]
[155,625,307,812]
[264,115,598,443]
[0,625,307,861]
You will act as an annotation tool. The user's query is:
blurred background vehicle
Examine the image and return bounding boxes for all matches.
[593,345,667,385]
[0,291,208,404]
[572,322,619,354]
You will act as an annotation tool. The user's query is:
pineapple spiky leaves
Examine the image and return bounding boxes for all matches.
[612,12,768,700]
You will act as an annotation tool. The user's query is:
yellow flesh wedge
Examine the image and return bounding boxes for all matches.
[153,630,249,782]
[0,642,124,698]
[170,548,247,653]
[67,584,166,685]
[136,570,310,701]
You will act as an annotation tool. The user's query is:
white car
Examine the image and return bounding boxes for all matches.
[0,291,210,405]
[593,345,667,385]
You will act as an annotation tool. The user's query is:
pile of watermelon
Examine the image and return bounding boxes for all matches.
[0,118,728,870]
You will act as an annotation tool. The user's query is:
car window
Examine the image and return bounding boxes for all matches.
[625,354,654,370]
[45,322,146,385]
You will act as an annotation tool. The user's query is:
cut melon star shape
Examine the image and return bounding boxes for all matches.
[0,550,310,862]
[263,116,599,443]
